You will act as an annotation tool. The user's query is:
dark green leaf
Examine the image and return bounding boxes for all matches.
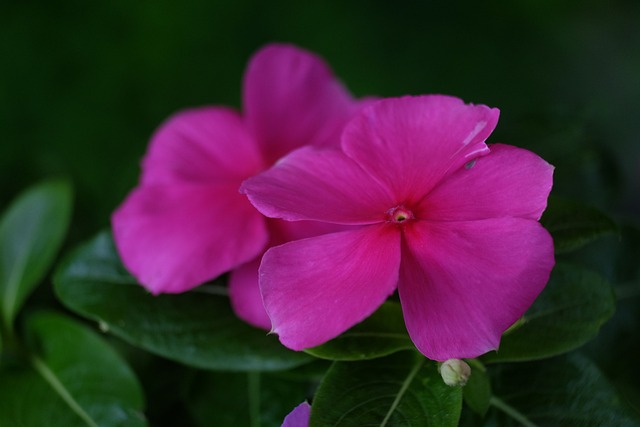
[489,353,640,426]
[54,231,311,371]
[305,301,414,361]
[541,196,617,254]
[187,369,317,427]
[310,351,462,427]
[0,179,72,331]
[463,360,491,417]
[0,312,146,427]
[483,263,615,363]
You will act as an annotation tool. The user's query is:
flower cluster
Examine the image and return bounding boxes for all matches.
[113,43,554,361]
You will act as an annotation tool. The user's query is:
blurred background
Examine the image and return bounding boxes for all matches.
[1,0,639,421]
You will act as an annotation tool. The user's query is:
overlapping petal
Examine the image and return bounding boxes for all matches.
[241,146,395,225]
[342,95,499,203]
[112,184,268,294]
[260,226,401,350]
[420,144,554,221]
[140,107,264,185]
[228,257,272,330]
[244,44,359,164]
[398,218,554,361]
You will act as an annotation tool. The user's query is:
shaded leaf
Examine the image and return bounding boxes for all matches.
[489,353,640,426]
[0,179,72,330]
[0,312,145,427]
[305,301,414,361]
[463,360,491,417]
[483,263,615,363]
[541,196,617,254]
[54,231,311,371]
[310,351,462,427]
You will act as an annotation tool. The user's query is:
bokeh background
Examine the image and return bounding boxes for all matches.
[2,0,639,422]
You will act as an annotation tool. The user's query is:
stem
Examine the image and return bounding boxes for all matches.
[247,371,261,427]
[490,396,537,427]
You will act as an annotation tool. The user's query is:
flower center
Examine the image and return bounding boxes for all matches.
[386,205,414,224]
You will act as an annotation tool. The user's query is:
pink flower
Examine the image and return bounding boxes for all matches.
[282,402,311,427]
[112,44,364,329]
[241,95,555,361]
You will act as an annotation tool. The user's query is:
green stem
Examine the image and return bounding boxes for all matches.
[490,396,537,427]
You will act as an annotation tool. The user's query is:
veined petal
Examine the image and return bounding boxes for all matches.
[243,43,359,164]
[141,107,263,185]
[241,146,395,225]
[421,144,554,221]
[399,218,554,361]
[260,226,401,350]
[342,95,499,203]
[112,184,268,294]
[228,257,271,330]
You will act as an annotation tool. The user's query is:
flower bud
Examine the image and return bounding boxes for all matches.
[439,359,471,387]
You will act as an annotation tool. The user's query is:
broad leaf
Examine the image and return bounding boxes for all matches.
[463,360,491,417]
[310,351,462,426]
[541,196,617,254]
[187,369,317,427]
[489,353,640,426]
[0,179,72,330]
[483,263,615,363]
[54,231,311,371]
[305,301,414,361]
[0,312,145,427]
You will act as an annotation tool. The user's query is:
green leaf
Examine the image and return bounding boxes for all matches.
[0,312,146,427]
[310,351,462,427]
[541,196,617,254]
[489,353,640,426]
[0,179,72,331]
[187,368,317,427]
[463,359,491,417]
[483,263,615,363]
[54,231,311,371]
[305,301,414,361]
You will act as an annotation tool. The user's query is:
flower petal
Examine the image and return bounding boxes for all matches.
[342,95,499,203]
[228,257,272,330]
[260,226,401,350]
[241,146,395,225]
[112,184,268,294]
[282,402,311,427]
[141,107,263,185]
[243,43,359,164]
[399,218,554,361]
[421,144,554,221]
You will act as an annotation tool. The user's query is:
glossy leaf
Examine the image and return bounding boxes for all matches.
[0,179,72,330]
[305,301,414,361]
[541,196,617,254]
[53,231,311,371]
[0,312,145,427]
[187,369,316,427]
[483,263,615,363]
[489,353,640,426]
[310,351,462,427]
[463,360,491,417]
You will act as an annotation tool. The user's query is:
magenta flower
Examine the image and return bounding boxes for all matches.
[282,402,311,427]
[242,95,555,361]
[112,44,364,329]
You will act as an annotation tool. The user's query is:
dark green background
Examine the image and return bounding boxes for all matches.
[2,0,639,242]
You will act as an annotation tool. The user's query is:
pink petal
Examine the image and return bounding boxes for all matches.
[243,43,358,164]
[399,218,554,361]
[228,257,272,330]
[112,184,268,294]
[342,95,499,203]
[421,144,554,221]
[141,107,263,185]
[282,402,311,427]
[241,146,395,225]
[260,225,401,350]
